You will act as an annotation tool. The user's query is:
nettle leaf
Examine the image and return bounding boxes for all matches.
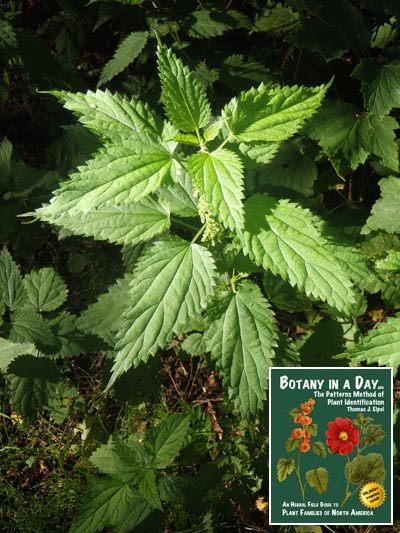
[305,99,399,172]
[222,81,329,143]
[0,247,26,311]
[187,8,250,39]
[157,44,212,132]
[146,413,190,468]
[43,198,170,247]
[24,268,68,312]
[50,89,162,143]
[242,195,356,314]
[98,31,148,87]
[9,354,59,381]
[204,281,278,416]
[110,237,215,385]
[0,338,37,372]
[364,177,400,234]
[37,140,172,224]
[8,374,51,419]
[344,314,400,367]
[69,478,138,533]
[9,309,60,353]
[259,141,318,195]
[357,62,400,116]
[188,148,244,232]
[78,275,132,345]
[0,19,18,55]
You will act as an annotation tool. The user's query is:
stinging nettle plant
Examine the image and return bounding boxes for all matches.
[35,43,365,418]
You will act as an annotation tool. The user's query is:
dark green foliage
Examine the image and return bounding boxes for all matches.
[1,1,400,531]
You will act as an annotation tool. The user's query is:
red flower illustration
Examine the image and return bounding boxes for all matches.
[325,417,360,455]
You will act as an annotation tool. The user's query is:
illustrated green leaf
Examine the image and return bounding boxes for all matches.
[345,453,386,485]
[361,424,386,446]
[98,31,148,87]
[312,441,327,458]
[222,81,329,143]
[0,338,37,372]
[69,478,137,533]
[242,195,356,314]
[157,44,212,132]
[42,198,170,247]
[188,148,244,232]
[305,467,329,494]
[36,140,172,224]
[109,237,215,385]
[344,314,400,367]
[24,268,68,312]
[0,247,26,311]
[204,281,278,416]
[277,457,295,482]
[285,437,299,452]
[146,413,190,468]
[364,177,400,234]
[78,275,132,345]
[49,89,162,143]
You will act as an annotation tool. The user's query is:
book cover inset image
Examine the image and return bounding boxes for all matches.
[269,367,393,525]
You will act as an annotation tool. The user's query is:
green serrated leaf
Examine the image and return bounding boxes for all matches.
[158,165,198,217]
[181,333,205,356]
[24,268,68,312]
[204,281,277,416]
[242,195,356,314]
[277,457,295,481]
[260,141,318,196]
[306,99,399,173]
[0,338,37,372]
[9,309,60,353]
[36,140,172,226]
[360,62,400,116]
[222,81,329,143]
[344,314,400,367]
[43,197,170,247]
[146,413,190,468]
[49,89,162,143]
[187,8,250,39]
[0,247,26,311]
[188,148,244,233]
[311,441,327,458]
[8,374,50,420]
[69,478,138,533]
[0,19,18,55]
[157,44,212,132]
[98,31,148,87]
[361,424,386,446]
[345,453,385,485]
[364,177,400,234]
[8,355,59,381]
[138,470,162,510]
[376,250,400,272]
[78,275,132,345]
[305,467,329,494]
[109,237,215,385]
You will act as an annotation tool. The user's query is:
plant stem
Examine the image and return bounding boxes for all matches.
[295,449,306,501]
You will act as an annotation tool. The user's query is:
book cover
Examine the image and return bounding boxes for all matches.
[269,367,393,525]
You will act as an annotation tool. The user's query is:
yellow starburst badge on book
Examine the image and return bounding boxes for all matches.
[359,482,385,509]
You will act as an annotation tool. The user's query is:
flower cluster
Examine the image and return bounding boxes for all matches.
[291,398,315,453]
[325,416,360,456]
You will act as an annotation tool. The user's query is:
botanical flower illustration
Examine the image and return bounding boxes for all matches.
[277,398,328,501]
[325,413,386,506]
[326,417,360,456]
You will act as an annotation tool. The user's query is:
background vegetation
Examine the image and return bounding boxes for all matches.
[1,0,399,531]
